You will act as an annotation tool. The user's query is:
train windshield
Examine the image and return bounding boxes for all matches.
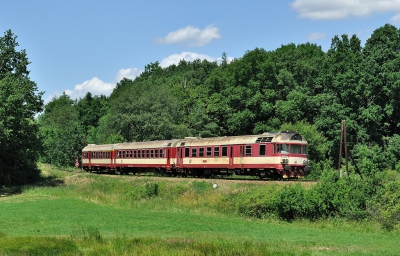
[290,144,301,154]
[277,144,288,153]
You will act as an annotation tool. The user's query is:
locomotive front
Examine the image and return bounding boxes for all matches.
[270,131,310,179]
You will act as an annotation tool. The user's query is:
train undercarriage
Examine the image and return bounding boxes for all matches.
[84,165,308,180]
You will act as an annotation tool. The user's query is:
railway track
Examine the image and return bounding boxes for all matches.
[87,171,318,185]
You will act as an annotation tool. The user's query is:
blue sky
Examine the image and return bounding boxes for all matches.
[1,0,400,104]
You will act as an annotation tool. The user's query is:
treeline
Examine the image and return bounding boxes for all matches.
[1,24,400,185]
[38,24,400,179]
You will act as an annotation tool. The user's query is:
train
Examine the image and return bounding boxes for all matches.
[81,131,310,179]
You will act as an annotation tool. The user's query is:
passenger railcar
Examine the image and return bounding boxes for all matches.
[82,131,310,179]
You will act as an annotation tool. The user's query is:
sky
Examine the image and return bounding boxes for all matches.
[1,0,400,104]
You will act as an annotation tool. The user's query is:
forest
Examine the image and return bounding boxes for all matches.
[0,23,399,182]
[36,23,400,178]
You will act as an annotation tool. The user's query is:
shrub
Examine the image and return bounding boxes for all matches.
[368,171,400,231]
[222,185,281,218]
[276,183,307,220]
[144,183,159,198]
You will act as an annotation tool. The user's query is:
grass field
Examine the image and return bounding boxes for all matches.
[0,164,398,255]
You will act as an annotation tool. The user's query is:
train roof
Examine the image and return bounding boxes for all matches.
[82,144,119,152]
[175,131,307,147]
[82,131,307,151]
[114,139,180,150]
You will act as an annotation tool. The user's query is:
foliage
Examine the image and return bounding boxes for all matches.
[38,93,85,167]
[368,171,400,231]
[0,30,43,185]
[35,23,400,173]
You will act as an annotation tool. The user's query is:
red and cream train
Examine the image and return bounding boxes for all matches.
[82,131,310,179]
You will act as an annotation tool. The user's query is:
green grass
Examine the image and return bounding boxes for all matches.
[0,164,398,255]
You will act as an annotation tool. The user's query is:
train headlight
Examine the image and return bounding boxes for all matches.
[303,159,308,164]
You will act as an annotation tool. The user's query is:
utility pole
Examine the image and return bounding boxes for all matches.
[338,120,363,179]
[338,120,348,176]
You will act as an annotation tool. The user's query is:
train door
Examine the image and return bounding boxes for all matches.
[87,151,92,169]
[166,148,170,169]
[229,146,233,167]
[177,148,183,168]
[239,145,245,166]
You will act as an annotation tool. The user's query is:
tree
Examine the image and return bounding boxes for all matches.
[38,93,85,167]
[0,30,43,185]
[361,24,400,138]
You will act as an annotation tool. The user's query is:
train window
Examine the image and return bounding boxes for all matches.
[146,149,149,158]
[277,144,288,153]
[290,145,301,154]
[130,151,133,158]
[184,147,189,157]
[291,134,302,141]
[303,146,307,154]
[141,149,145,158]
[149,150,153,158]
[133,150,136,158]
[192,148,197,157]
[222,146,228,157]
[207,147,212,157]
[199,147,204,157]
[245,146,252,156]
[259,145,266,156]
[155,149,158,158]
[214,146,220,157]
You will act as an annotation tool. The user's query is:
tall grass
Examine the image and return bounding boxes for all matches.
[1,164,399,255]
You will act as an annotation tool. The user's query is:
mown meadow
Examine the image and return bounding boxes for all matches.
[0,164,399,255]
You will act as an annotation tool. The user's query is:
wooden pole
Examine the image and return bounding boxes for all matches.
[343,120,348,176]
[338,120,344,176]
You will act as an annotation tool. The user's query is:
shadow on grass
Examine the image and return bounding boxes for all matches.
[0,186,23,197]
[0,176,65,197]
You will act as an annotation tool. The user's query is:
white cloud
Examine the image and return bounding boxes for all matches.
[64,77,115,100]
[154,25,221,47]
[44,68,144,103]
[390,12,400,24]
[115,68,142,82]
[159,52,234,68]
[291,0,400,20]
[160,52,216,67]
[308,31,326,41]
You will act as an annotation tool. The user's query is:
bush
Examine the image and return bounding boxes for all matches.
[368,171,400,231]
[222,185,281,219]
[276,183,308,220]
